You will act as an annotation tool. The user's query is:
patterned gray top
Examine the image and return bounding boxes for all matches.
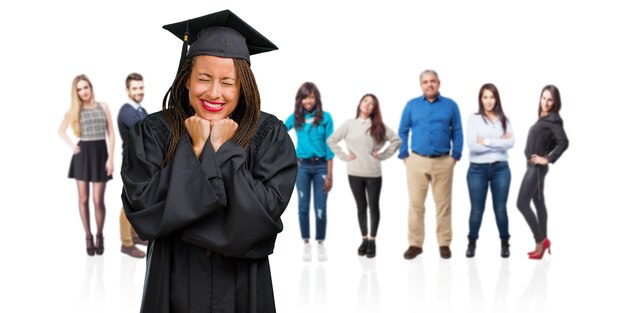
[80,103,107,141]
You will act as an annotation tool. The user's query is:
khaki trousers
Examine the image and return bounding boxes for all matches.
[405,153,455,247]
[120,207,138,247]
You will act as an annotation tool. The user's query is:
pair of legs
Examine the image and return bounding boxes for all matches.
[296,160,328,242]
[349,175,382,257]
[76,180,106,253]
[405,153,455,248]
[466,161,511,240]
[517,164,549,249]
[348,175,382,238]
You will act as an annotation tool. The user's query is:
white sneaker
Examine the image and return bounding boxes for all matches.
[317,243,327,262]
[302,243,312,262]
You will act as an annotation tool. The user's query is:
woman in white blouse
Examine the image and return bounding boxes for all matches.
[327,94,401,258]
[465,83,514,258]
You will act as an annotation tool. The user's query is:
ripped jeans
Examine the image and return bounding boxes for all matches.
[296,158,328,241]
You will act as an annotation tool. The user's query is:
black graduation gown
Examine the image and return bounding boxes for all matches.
[121,110,297,313]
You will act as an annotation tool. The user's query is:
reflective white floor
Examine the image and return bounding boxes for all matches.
[3,185,623,313]
[3,132,624,313]
[270,238,603,313]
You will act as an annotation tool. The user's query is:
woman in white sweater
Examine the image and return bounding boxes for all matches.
[327,94,401,258]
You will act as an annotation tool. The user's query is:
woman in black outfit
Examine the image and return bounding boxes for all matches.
[121,10,297,312]
[517,85,569,260]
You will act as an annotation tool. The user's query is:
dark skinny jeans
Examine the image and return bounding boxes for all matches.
[517,164,549,243]
[348,175,382,237]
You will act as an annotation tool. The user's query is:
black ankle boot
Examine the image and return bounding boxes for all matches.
[358,239,368,256]
[366,240,376,258]
[501,237,510,258]
[466,239,476,258]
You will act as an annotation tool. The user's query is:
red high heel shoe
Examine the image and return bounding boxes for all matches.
[529,238,551,259]
[527,238,551,255]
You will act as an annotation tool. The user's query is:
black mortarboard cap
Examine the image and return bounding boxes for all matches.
[163,10,278,71]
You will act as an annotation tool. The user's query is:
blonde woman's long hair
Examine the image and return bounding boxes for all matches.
[69,74,94,137]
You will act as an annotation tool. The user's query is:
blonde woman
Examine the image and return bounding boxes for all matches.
[58,74,115,256]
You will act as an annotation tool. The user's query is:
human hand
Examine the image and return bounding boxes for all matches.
[530,154,548,165]
[371,151,380,159]
[185,115,211,157]
[210,118,238,152]
[105,158,114,176]
[323,176,333,193]
[73,144,81,155]
[477,137,485,145]
[502,132,512,139]
[347,152,356,161]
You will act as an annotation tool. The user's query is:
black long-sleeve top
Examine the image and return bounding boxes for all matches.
[523,112,569,163]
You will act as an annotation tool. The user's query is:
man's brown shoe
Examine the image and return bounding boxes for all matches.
[403,246,423,260]
[132,235,148,246]
[121,245,146,258]
[440,246,452,259]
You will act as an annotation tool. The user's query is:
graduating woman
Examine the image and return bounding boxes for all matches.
[121,10,297,312]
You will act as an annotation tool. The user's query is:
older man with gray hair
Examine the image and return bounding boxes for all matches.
[398,69,463,259]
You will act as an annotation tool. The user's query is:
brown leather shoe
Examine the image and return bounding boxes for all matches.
[121,245,146,258]
[132,235,148,246]
[403,246,423,260]
[440,246,452,259]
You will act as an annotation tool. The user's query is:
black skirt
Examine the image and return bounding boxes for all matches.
[68,140,112,182]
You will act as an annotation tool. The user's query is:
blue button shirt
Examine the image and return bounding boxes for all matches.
[398,94,463,160]
[285,110,335,160]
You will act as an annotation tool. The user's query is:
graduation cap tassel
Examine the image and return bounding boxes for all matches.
[177,20,190,72]
[169,21,190,109]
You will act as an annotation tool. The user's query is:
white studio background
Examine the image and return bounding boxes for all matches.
[0,0,624,312]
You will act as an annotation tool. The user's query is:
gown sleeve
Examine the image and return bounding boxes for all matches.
[121,113,228,240]
[180,113,298,259]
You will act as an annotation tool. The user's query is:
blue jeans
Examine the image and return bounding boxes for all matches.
[466,161,511,240]
[296,159,328,241]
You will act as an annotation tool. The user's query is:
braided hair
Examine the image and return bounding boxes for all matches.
[162,57,260,166]
[293,82,323,129]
